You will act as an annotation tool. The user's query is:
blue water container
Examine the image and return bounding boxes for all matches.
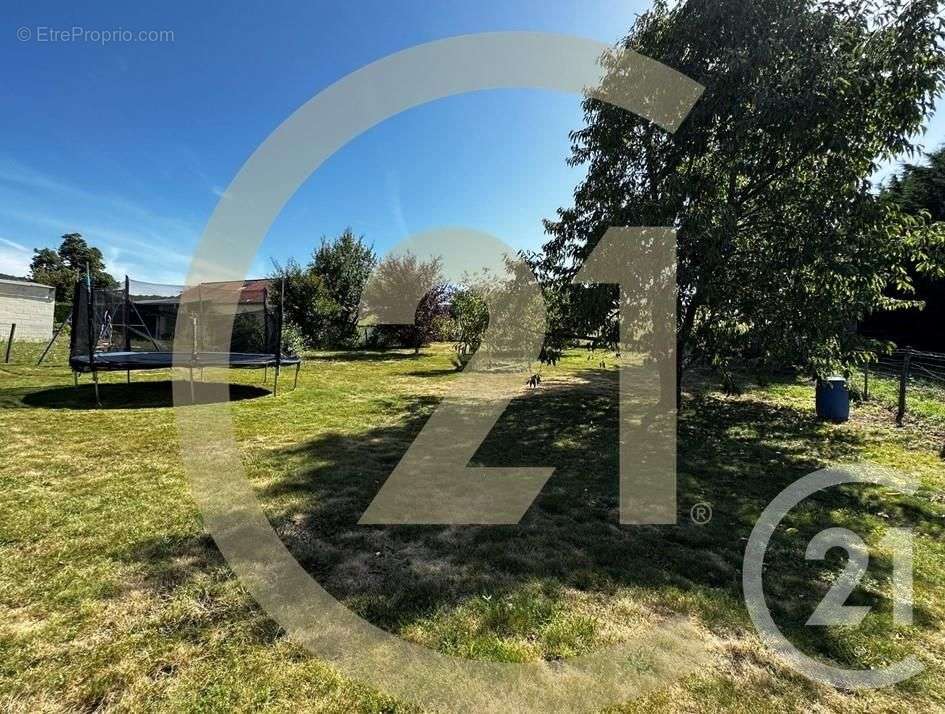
[816,376,849,423]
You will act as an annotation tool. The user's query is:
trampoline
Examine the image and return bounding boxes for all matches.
[69,275,301,404]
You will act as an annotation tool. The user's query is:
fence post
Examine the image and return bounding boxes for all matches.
[897,349,912,426]
[3,323,15,363]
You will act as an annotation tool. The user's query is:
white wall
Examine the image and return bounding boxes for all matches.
[0,281,55,341]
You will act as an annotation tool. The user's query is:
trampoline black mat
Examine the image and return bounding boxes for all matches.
[70,351,301,373]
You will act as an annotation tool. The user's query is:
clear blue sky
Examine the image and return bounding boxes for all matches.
[1,1,942,284]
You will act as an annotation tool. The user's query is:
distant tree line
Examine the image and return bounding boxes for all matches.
[22,228,471,355]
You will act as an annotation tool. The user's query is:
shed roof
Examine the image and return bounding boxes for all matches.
[0,277,54,291]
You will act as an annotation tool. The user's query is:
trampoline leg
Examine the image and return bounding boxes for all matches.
[92,372,101,406]
[189,366,196,403]
[73,371,78,388]
[273,365,280,396]
[126,370,131,384]
[293,362,300,390]
[263,365,267,383]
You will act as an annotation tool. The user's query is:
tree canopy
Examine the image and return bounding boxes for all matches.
[884,145,945,222]
[867,146,945,348]
[537,0,945,390]
[360,252,450,353]
[29,233,117,309]
[272,228,377,347]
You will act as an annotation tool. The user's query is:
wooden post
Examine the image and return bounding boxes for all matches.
[897,349,911,426]
[3,323,14,363]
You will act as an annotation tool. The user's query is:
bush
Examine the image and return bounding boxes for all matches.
[280,319,307,356]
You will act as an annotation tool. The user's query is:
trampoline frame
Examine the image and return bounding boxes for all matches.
[70,272,301,405]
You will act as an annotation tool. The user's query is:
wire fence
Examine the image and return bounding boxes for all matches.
[0,320,73,367]
[862,348,945,427]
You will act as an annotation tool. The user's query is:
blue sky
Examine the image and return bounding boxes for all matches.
[1,1,942,284]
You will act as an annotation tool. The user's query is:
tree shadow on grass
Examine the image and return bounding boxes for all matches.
[120,366,945,671]
[246,367,943,666]
[13,380,270,410]
[403,368,459,378]
[306,350,423,363]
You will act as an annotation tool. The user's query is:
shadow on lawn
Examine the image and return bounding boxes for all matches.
[15,380,270,409]
[306,350,423,363]
[242,366,942,667]
[121,363,945,670]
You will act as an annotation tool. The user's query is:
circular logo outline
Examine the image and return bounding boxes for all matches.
[742,464,923,690]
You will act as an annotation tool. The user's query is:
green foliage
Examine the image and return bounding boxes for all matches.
[28,233,117,312]
[884,146,945,223]
[868,146,945,348]
[449,258,547,369]
[539,0,945,383]
[451,287,489,366]
[271,229,376,347]
[270,258,324,345]
[430,313,459,342]
[310,229,376,343]
[230,312,266,353]
[881,147,945,281]
[279,319,307,356]
[361,252,450,353]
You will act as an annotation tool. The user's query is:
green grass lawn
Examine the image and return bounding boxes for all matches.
[2,341,945,711]
[858,368,945,428]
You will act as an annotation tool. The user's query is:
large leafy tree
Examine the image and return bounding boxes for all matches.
[269,257,325,346]
[310,229,376,342]
[29,233,116,307]
[271,228,376,346]
[538,0,945,397]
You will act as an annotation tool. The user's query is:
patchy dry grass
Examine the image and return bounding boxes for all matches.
[1,342,945,711]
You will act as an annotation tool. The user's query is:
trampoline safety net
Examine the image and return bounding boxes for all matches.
[70,277,292,372]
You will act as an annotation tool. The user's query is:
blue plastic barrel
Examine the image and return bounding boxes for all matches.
[816,376,849,423]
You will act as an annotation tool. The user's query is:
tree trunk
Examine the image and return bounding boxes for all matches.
[671,289,700,412]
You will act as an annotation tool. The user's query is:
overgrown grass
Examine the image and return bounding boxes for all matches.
[858,368,945,427]
[1,343,944,711]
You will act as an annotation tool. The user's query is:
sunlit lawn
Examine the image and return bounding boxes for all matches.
[2,339,945,711]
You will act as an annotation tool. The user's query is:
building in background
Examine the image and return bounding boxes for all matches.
[0,278,56,341]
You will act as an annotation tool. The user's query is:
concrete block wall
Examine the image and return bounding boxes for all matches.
[0,281,56,341]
